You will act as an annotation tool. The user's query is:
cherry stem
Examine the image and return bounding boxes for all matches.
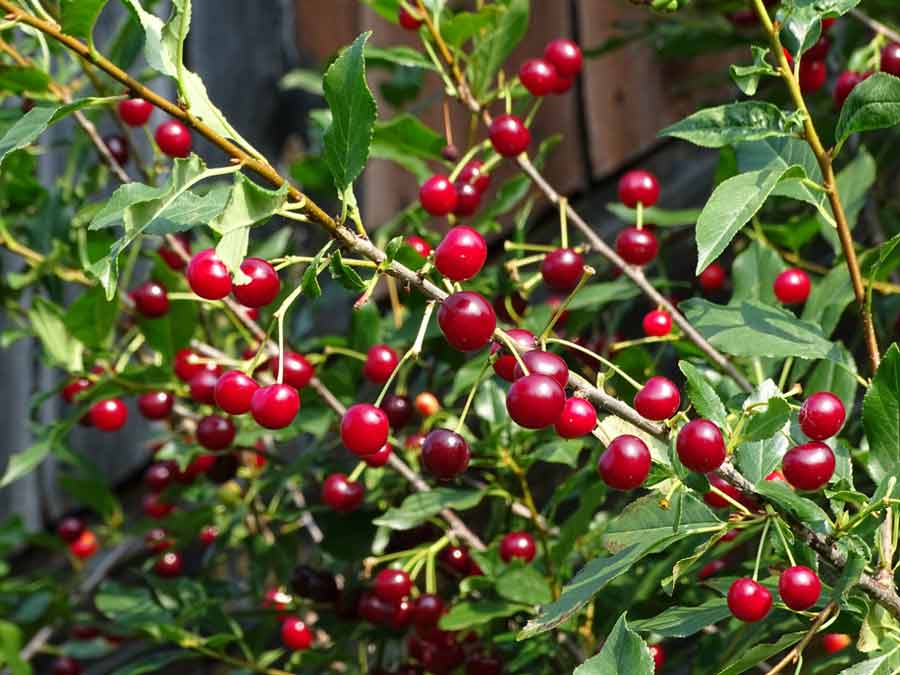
[448,141,489,182]
[559,196,569,249]
[374,301,435,407]
[538,266,595,346]
[773,517,797,567]
[504,241,558,253]
[323,346,367,362]
[546,337,643,391]
[609,334,679,351]
[454,357,492,433]
[752,518,771,582]
[708,485,753,517]
[635,201,644,230]
[496,331,530,376]
[348,461,366,483]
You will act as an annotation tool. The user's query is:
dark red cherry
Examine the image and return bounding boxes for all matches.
[142,492,175,519]
[782,442,835,491]
[57,516,85,543]
[676,419,726,472]
[374,568,413,603]
[398,5,423,30]
[90,398,128,431]
[138,391,174,419]
[363,344,399,384]
[381,394,413,429]
[513,350,569,388]
[159,233,190,270]
[363,443,393,468]
[806,34,830,60]
[506,374,566,429]
[698,261,727,292]
[440,545,472,575]
[649,644,665,672]
[420,175,458,216]
[727,578,772,622]
[155,119,192,157]
[144,461,176,492]
[633,376,680,421]
[491,328,536,381]
[69,530,98,559]
[435,226,488,281]
[438,292,496,352]
[540,248,584,293]
[250,383,299,429]
[598,434,651,490]
[618,170,660,208]
[187,248,232,300]
[459,159,490,193]
[773,267,810,305]
[779,565,822,611]
[500,531,536,563]
[454,182,482,216]
[322,473,364,512]
[615,227,658,266]
[552,71,574,95]
[290,565,339,603]
[544,38,583,77]
[642,309,672,337]
[154,551,183,577]
[281,617,312,650]
[358,592,394,625]
[799,391,845,441]
[341,403,389,456]
[271,351,315,390]
[103,134,129,165]
[51,657,82,675]
[519,58,558,96]
[698,559,727,581]
[466,651,504,675]
[834,70,866,109]
[196,414,236,451]
[800,59,827,93]
[406,235,432,258]
[413,594,445,627]
[232,257,280,308]
[883,43,900,76]
[189,369,219,404]
[62,377,91,403]
[145,527,172,552]
[489,114,530,157]
[422,429,470,479]
[214,371,258,415]
[554,397,597,438]
[118,98,153,126]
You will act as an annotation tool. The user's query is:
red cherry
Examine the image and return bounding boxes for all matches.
[773,267,811,305]
[822,633,851,654]
[616,227,659,266]
[62,377,91,403]
[598,435,651,490]
[454,181,482,216]
[196,414,236,450]
[466,651,503,675]
[159,233,190,270]
[806,35,830,60]
[438,292,496,352]
[154,551,183,578]
[142,492,174,519]
[512,350,569,388]
[415,392,441,418]
[263,587,292,617]
[782,442,835,491]
[552,72,574,95]
[435,226,488,281]
[182,454,216,481]
[554,397,597,438]
[779,565,822,611]
[215,371,259,415]
[174,348,205,382]
[883,43,900,76]
[727,578,772,622]
[704,473,757,510]
[90,398,128,431]
[138,391,174,420]
[698,262,727,292]
[145,527,172,552]
[490,328,536,381]
[189,369,219,404]
[398,5,423,30]
[363,344,400,383]
[799,391,845,440]
[359,592,394,625]
[766,469,788,483]
[57,516,85,543]
[440,545,472,575]
[698,559,727,580]
[232,257,280,308]
[374,568,413,603]
[413,594,445,627]
[649,644,665,671]
[459,159,491,193]
[618,170,660,208]
[118,98,153,126]
[489,114,530,157]
[52,657,82,675]
[500,531,536,563]
[104,134,129,165]
[322,473,364,512]
[420,175,458,216]
[155,119,192,157]
[381,394,413,429]
[676,419,726,472]
[186,249,232,300]
[250,383,299,429]
[834,71,866,109]
[799,59,827,93]
[363,443,393,468]
[199,525,218,546]
[544,38,583,77]
[540,248,584,292]
[506,374,566,429]
[634,376,681,421]
[145,461,176,492]
[519,58,558,96]
[70,625,101,641]
[281,616,313,651]
[271,351,315,390]
[422,429,470,479]
[69,530,98,559]
[643,309,672,337]
[341,403,389,456]
[406,235,432,258]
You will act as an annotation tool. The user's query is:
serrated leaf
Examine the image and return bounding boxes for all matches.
[328,250,367,291]
[744,398,791,442]
[573,614,653,675]
[373,488,484,530]
[60,0,110,42]
[679,361,728,430]
[606,203,700,227]
[755,479,833,534]
[439,599,525,631]
[603,493,722,553]
[632,598,731,638]
[736,136,824,208]
[661,102,801,148]
[836,73,900,143]
[496,564,553,605]
[730,45,777,96]
[63,286,117,349]
[0,66,50,94]
[145,182,232,235]
[734,435,790,484]
[29,297,82,370]
[0,438,52,488]
[863,344,900,484]
[467,0,529,97]
[366,45,437,71]
[731,240,785,304]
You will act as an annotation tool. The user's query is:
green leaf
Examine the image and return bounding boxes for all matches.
[736,137,823,208]
[734,435,789,484]
[365,45,437,71]
[679,361,728,430]
[443,7,501,47]
[531,439,583,467]
[573,613,653,675]
[278,68,324,95]
[467,0,529,98]
[832,551,866,604]
[496,564,553,605]
[716,631,807,675]
[836,73,900,144]
[731,240,785,304]
[744,398,791,442]
[632,598,731,638]
[373,488,484,530]
[801,266,853,338]
[439,599,525,631]
[0,66,50,94]
[95,581,172,630]
[139,300,197,362]
[29,297,82,370]
[567,279,640,311]
[660,102,801,149]
[59,474,122,524]
[606,203,700,227]
[63,286,117,349]
[680,299,838,361]
[0,620,30,675]
[863,344,900,484]
[603,493,723,553]
[144,182,232,235]
[0,439,53,488]
[328,250,367,291]
[372,113,445,160]
[110,652,196,675]
[323,32,377,191]
[755,479,833,533]
[694,165,804,274]
[836,649,900,675]
[60,0,110,42]
[730,45,777,96]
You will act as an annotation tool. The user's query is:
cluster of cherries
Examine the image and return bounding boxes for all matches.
[103,97,193,167]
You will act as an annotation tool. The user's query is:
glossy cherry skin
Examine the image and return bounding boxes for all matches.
[374,568,413,603]
[232,257,280,307]
[420,175,458,216]
[341,403,389,456]
[519,58,558,96]
[489,114,530,157]
[196,414,236,451]
[57,516,85,543]
[271,351,315,390]
[698,559,727,581]
[69,530,98,559]
[422,429,470,479]
[281,617,312,651]
[214,371,258,415]
[544,38,583,77]
[174,348,206,382]
[649,644,665,671]
[459,159,491,193]
[782,442,835,491]
[540,248,584,292]
[513,350,569,388]
[883,43,900,76]
[104,134,129,165]
[643,309,672,337]
[137,391,173,420]
[435,226,488,281]
[143,492,174,519]
[598,435,651,490]
[62,377,91,403]
[440,545,472,575]
[773,267,811,305]
[454,181,482,216]
[727,578,772,622]
[555,397,597,438]
[145,461,176,492]
[413,594,445,627]
[250,384,299,429]
[154,551,183,578]
[322,473,364,512]
[615,227,659,266]
[500,531,536,563]
[799,59,827,93]
[398,5,423,30]
[822,633,851,654]
[799,391,845,440]
[618,170,660,208]
[118,97,153,126]
[506,374,566,429]
[187,248,232,300]
[779,565,822,611]
[363,344,399,384]
[155,119,192,157]
[634,376,681,421]
[189,369,219,404]
[406,235,432,258]
[51,657,82,675]
[90,398,128,431]
[381,394,413,428]
[676,419,726,472]
[698,261,727,292]
[363,443,393,468]
[491,328,536,381]
[438,292,496,352]
[834,70,866,109]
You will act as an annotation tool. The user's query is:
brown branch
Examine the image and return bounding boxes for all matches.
[850,8,900,44]
[765,602,836,675]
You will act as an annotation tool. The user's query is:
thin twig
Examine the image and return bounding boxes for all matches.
[850,8,900,44]
[765,602,836,675]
